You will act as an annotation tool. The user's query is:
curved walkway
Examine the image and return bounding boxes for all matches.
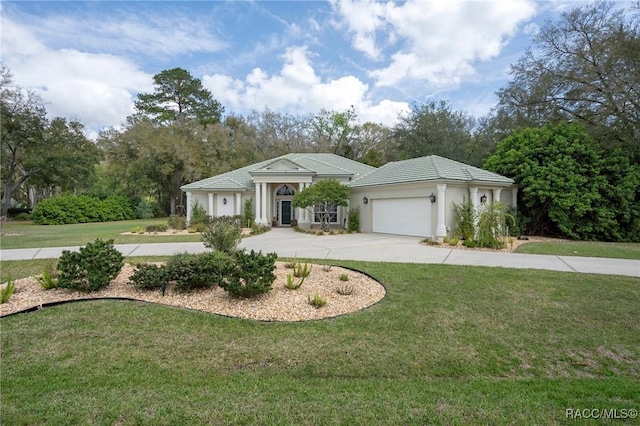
[1,229,639,277]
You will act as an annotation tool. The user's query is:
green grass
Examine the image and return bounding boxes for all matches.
[2,261,639,425]
[0,219,202,249]
[515,240,640,259]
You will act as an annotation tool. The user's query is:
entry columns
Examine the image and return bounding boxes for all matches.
[261,182,267,225]
[436,184,447,239]
[255,182,263,224]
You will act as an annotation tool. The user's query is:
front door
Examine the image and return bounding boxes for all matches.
[281,200,292,225]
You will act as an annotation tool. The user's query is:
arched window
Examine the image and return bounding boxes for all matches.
[276,185,295,196]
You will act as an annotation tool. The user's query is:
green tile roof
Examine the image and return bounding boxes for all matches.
[347,155,514,188]
[181,153,376,191]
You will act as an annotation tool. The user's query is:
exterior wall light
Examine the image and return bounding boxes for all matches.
[223,197,227,205]
[429,193,436,203]
[363,196,369,204]
[480,194,487,203]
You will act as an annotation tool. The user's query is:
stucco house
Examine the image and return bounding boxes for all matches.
[181,153,517,239]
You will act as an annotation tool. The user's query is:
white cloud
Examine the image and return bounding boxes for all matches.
[332,0,537,88]
[203,46,408,126]
[1,14,153,132]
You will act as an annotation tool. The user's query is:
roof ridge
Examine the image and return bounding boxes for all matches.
[297,154,354,174]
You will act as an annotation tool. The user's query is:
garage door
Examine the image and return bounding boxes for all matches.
[372,198,431,237]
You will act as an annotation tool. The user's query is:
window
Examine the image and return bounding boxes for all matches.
[314,203,338,223]
[276,185,295,196]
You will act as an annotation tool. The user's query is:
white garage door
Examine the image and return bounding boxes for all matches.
[372,198,431,237]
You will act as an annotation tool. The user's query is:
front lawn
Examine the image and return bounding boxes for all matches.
[0,219,202,249]
[2,261,639,425]
[515,240,640,260]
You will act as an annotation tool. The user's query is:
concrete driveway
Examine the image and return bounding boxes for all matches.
[1,228,638,277]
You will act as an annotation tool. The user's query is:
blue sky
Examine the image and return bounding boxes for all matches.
[1,1,612,138]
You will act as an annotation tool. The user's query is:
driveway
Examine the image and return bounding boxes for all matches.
[1,228,638,277]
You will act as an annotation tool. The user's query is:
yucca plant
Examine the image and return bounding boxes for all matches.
[1,277,16,304]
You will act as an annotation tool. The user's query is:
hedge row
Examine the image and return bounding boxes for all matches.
[31,194,137,225]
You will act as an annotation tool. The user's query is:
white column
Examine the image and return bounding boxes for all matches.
[186,192,192,224]
[436,184,447,239]
[208,193,214,218]
[261,182,267,225]
[255,182,262,224]
[493,189,502,204]
[235,193,242,216]
[469,187,478,210]
[512,187,518,209]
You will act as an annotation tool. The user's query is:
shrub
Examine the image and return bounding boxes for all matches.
[14,212,31,220]
[57,239,124,292]
[449,237,459,246]
[136,199,157,219]
[128,264,168,290]
[463,239,479,248]
[308,293,326,308]
[145,224,168,233]
[189,223,208,233]
[453,199,475,241]
[1,277,15,304]
[168,214,187,230]
[190,200,209,226]
[220,250,277,298]
[166,251,231,292]
[31,194,136,225]
[201,218,243,254]
[347,207,360,232]
[476,202,513,249]
[243,199,254,228]
[250,224,270,235]
[339,273,349,281]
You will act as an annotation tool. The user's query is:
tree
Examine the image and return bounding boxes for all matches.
[292,179,350,231]
[392,101,478,165]
[245,108,311,158]
[496,1,640,162]
[349,122,394,167]
[308,107,358,156]
[1,65,100,215]
[1,68,47,215]
[484,122,640,241]
[135,68,224,126]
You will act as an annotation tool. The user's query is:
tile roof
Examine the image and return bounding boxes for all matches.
[347,155,514,188]
[181,153,376,191]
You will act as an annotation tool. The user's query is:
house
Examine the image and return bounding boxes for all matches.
[180,153,517,239]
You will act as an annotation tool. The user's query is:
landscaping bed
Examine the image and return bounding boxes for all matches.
[0,262,385,321]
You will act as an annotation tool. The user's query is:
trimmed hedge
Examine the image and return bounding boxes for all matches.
[31,194,137,225]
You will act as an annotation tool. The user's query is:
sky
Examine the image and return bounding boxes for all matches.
[0,0,612,138]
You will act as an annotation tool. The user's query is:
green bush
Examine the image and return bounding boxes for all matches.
[57,239,124,292]
[453,198,475,241]
[166,251,231,292]
[476,202,513,249]
[136,199,158,219]
[201,218,243,254]
[220,250,277,298]
[348,207,360,232]
[145,224,168,233]
[168,214,187,230]
[243,199,254,228]
[128,264,168,290]
[14,212,31,220]
[31,194,137,225]
[190,200,210,226]
[463,239,479,248]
